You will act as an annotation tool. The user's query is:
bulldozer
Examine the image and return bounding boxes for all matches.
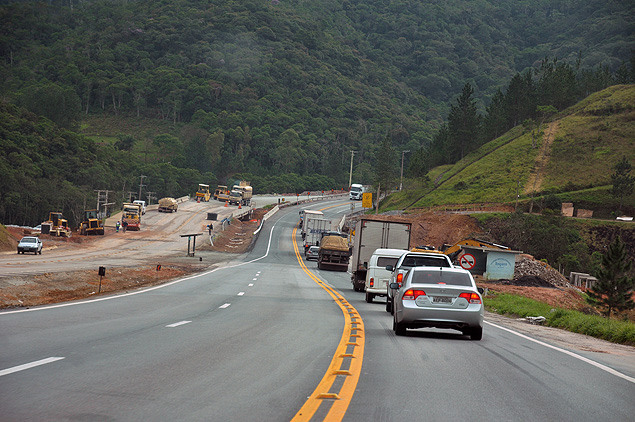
[41,212,72,237]
[79,209,105,235]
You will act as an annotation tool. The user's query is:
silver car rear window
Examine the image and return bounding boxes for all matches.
[22,238,37,243]
[412,270,473,286]
[401,255,450,268]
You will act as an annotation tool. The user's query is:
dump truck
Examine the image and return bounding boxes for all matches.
[158,197,178,212]
[195,184,211,202]
[213,185,228,200]
[41,212,72,237]
[122,202,141,230]
[79,209,104,235]
[350,217,411,291]
[318,233,351,271]
[228,181,252,206]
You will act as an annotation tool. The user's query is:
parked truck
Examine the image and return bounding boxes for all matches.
[122,202,141,230]
[349,217,411,291]
[158,197,178,212]
[318,233,351,271]
[228,182,253,206]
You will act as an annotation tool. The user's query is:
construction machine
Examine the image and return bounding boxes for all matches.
[41,212,72,237]
[213,185,228,201]
[195,184,211,202]
[411,238,509,261]
[122,203,141,230]
[79,209,105,235]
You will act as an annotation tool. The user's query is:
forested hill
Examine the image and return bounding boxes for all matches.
[0,0,633,226]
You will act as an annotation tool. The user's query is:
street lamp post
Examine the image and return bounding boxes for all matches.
[399,150,410,191]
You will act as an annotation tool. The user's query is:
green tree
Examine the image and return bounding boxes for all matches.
[586,237,634,318]
[447,83,481,161]
[114,134,136,151]
[374,134,397,204]
[609,156,634,210]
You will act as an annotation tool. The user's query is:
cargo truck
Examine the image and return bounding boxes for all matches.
[349,217,411,291]
[228,182,253,206]
[158,197,178,212]
[318,233,351,271]
[302,216,331,255]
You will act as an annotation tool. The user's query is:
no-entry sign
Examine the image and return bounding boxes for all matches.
[459,253,476,270]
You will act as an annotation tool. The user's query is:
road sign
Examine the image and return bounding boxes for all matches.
[362,192,372,208]
[459,253,476,270]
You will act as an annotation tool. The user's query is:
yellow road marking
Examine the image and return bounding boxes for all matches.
[291,226,364,422]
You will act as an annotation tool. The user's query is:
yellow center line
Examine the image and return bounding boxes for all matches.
[291,226,364,422]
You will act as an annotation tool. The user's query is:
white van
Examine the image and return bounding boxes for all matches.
[133,200,146,215]
[365,248,406,303]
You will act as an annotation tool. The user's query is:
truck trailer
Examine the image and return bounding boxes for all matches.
[350,217,411,291]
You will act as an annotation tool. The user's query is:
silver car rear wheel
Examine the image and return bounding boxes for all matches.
[393,314,406,336]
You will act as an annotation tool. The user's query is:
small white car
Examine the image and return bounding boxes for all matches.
[17,236,43,255]
[364,248,404,303]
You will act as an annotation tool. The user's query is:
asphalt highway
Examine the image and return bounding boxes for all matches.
[1,200,633,421]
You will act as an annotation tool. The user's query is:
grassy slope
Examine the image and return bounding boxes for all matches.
[383,85,635,213]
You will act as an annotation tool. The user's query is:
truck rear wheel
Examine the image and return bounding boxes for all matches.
[365,292,374,303]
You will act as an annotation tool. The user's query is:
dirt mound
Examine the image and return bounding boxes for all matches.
[0,225,18,252]
[514,256,570,287]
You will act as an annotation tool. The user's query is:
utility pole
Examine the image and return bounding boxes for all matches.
[138,175,147,202]
[399,150,410,191]
[348,150,357,189]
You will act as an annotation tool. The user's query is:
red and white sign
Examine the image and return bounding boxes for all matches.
[459,253,476,270]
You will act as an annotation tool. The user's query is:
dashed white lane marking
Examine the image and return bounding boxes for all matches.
[219,303,231,309]
[166,321,191,328]
[237,292,245,296]
[256,272,261,275]
[252,278,258,281]
[248,284,254,287]
[0,357,65,377]
[485,321,635,384]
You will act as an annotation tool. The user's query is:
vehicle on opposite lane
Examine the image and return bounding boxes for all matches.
[17,236,43,254]
[391,266,484,340]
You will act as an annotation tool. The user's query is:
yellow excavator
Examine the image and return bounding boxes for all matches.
[411,238,509,260]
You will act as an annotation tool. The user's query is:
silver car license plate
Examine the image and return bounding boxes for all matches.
[433,296,452,303]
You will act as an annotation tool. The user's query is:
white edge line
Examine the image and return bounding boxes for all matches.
[1,225,277,315]
[0,357,65,377]
[166,320,192,328]
[485,320,635,384]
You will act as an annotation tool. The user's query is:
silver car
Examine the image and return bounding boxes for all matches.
[17,236,43,255]
[391,266,483,340]
[305,246,320,261]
